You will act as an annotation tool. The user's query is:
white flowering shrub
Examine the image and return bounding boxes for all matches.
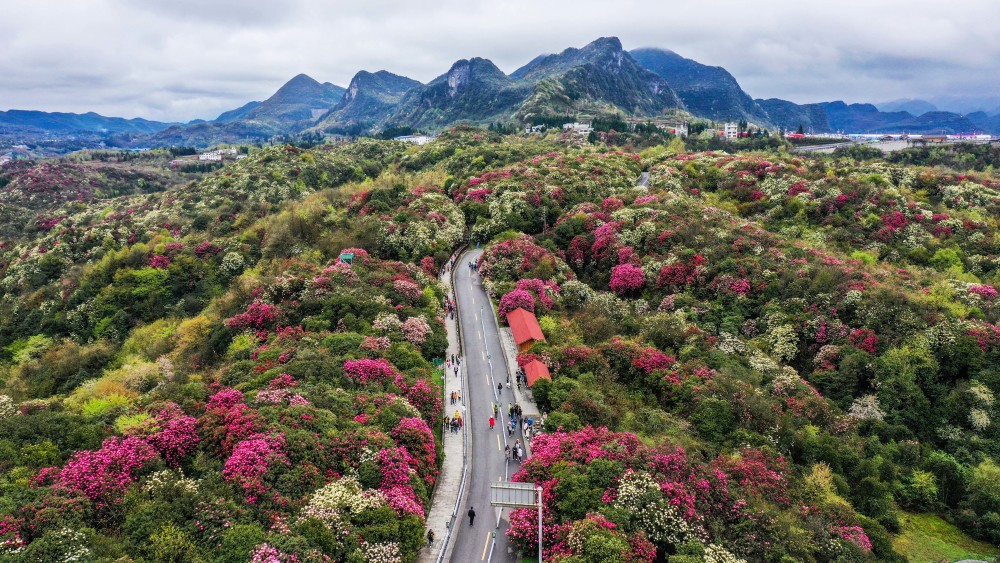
[848,395,885,422]
[143,469,200,496]
[299,476,387,529]
[614,470,706,547]
[705,543,747,563]
[560,280,594,309]
[766,324,798,362]
[0,395,16,420]
[220,252,246,276]
[357,541,402,563]
[969,408,991,432]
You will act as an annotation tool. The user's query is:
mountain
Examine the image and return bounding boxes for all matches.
[236,74,345,128]
[756,98,830,132]
[0,109,173,135]
[512,37,683,120]
[213,101,262,123]
[873,111,980,134]
[817,101,913,132]
[148,74,346,146]
[384,58,531,129]
[967,111,1000,134]
[630,48,769,124]
[313,70,421,133]
[877,98,937,115]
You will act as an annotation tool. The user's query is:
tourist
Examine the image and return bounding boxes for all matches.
[468,507,476,526]
[489,416,495,429]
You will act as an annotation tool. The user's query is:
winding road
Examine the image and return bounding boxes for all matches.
[449,248,519,563]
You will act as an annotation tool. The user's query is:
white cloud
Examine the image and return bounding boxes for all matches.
[0,0,998,120]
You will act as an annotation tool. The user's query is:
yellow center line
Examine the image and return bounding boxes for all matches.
[497,434,501,450]
[481,532,491,560]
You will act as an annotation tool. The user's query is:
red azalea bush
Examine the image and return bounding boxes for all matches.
[499,289,536,319]
[56,436,159,506]
[610,263,645,295]
[222,433,290,504]
[343,358,397,385]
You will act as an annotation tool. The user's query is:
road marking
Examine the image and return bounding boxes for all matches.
[497,434,501,451]
[482,350,486,360]
[481,532,490,560]
[479,329,483,339]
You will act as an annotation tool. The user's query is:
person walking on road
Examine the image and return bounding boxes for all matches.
[468,507,476,526]
[489,416,495,429]
[497,382,502,395]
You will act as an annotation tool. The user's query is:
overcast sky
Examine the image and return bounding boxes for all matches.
[2,0,999,122]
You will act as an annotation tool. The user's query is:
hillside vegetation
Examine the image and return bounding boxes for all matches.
[0,129,999,562]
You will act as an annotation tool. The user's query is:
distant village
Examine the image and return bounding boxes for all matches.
[169,147,246,168]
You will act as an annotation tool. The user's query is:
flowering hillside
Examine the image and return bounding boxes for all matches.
[0,130,998,561]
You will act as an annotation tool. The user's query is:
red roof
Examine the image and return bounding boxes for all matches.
[507,307,545,346]
[524,359,551,386]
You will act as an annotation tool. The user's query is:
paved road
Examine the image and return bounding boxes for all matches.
[449,249,519,563]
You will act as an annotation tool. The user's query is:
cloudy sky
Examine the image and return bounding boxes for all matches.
[2,0,999,122]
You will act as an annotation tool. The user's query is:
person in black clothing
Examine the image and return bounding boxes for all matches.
[468,507,476,526]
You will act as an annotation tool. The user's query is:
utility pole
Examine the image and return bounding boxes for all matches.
[537,485,543,563]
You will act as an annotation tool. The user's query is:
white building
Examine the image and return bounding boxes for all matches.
[666,122,688,137]
[562,122,592,134]
[724,123,739,140]
[198,153,222,162]
[394,135,435,145]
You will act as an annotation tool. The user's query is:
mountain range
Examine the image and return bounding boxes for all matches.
[2,37,997,148]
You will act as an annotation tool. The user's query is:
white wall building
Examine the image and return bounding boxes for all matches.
[562,122,592,133]
[394,135,435,145]
[724,123,739,140]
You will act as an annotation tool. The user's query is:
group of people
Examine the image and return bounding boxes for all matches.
[443,296,456,320]
[504,439,525,462]
[514,366,528,389]
[449,391,462,405]
[445,354,461,378]
[445,410,464,433]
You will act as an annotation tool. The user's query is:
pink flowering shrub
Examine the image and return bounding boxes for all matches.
[360,335,391,353]
[711,448,790,506]
[377,447,425,518]
[391,417,438,488]
[499,289,536,319]
[632,347,676,374]
[222,433,290,504]
[57,436,159,505]
[833,525,872,552]
[847,328,879,354]
[199,389,262,454]
[393,279,423,303]
[969,284,998,299]
[149,254,171,269]
[515,278,560,310]
[225,300,282,330]
[343,358,397,385]
[610,263,645,295]
[194,241,223,258]
[132,404,199,466]
[401,316,432,345]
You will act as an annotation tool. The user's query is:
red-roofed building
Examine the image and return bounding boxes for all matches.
[523,359,551,387]
[506,307,545,353]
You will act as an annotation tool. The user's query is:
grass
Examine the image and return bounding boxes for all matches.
[893,512,999,563]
